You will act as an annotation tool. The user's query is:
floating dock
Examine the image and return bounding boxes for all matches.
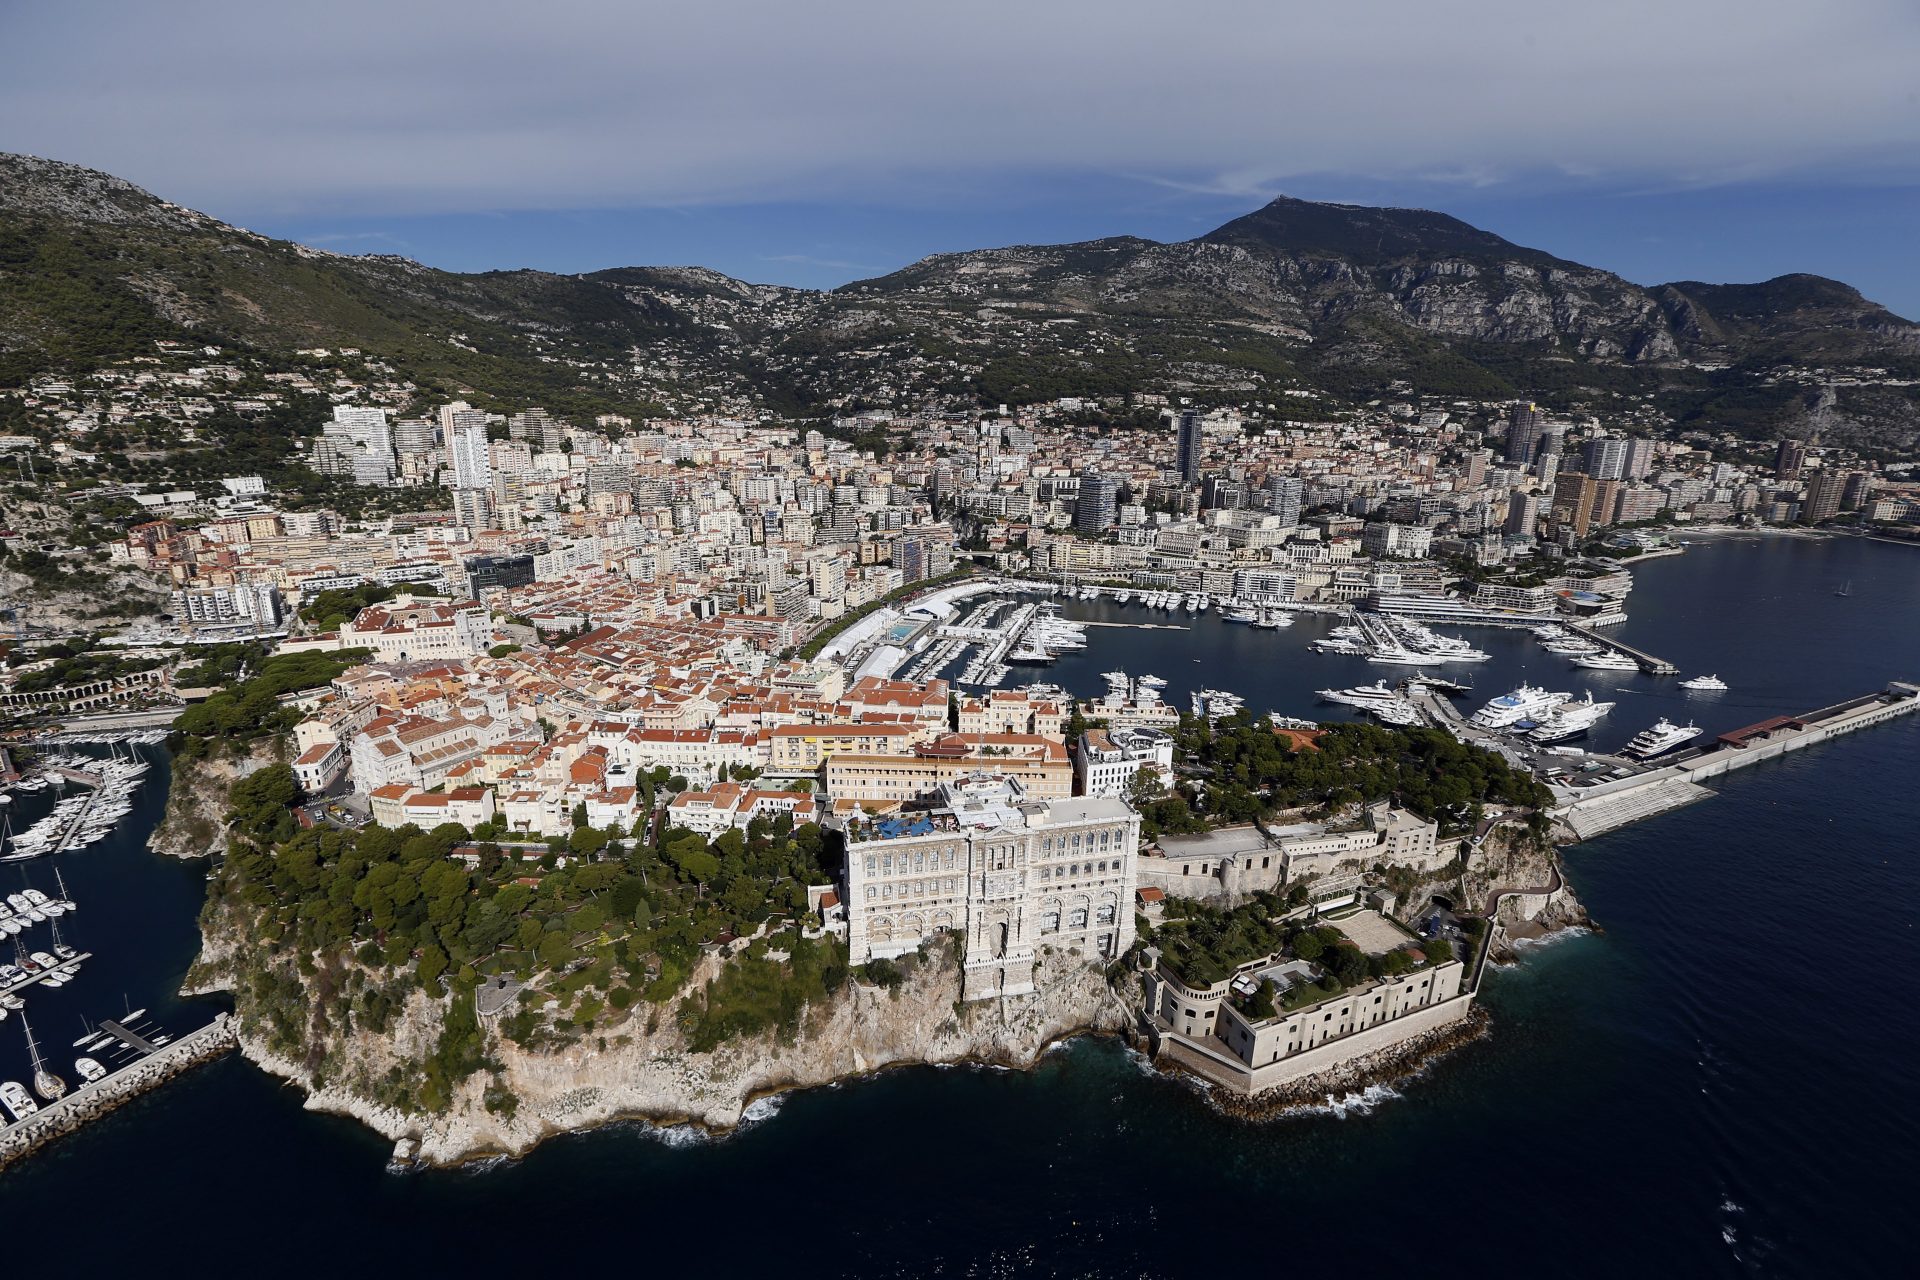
[0,1013,236,1169]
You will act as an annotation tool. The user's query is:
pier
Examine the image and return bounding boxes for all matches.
[0,952,93,998]
[95,1017,159,1054]
[0,1013,236,1169]
[1552,681,1920,838]
[1557,622,1677,675]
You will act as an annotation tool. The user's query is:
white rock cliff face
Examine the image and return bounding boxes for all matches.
[149,744,280,860]
[196,920,1130,1166]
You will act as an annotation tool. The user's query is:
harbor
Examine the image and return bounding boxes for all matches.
[1,747,153,861]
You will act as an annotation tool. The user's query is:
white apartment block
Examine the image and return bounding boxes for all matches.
[1074,726,1174,798]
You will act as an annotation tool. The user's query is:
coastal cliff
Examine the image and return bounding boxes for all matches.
[149,741,280,859]
[186,888,1127,1164]
[1464,825,1589,960]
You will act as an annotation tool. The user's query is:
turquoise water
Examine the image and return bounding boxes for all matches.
[2,534,1915,1277]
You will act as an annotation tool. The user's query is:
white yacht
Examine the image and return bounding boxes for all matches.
[1571,652,1639,672]
[1528,693,1615,743]
[1222,606,1260,624]
[1369,699,1425,727]
[1622,718,1700,760]
[75,1057,107,1084]
[1469,684,1572,730]
[1365,645,1447,667]
[1318,681,1404,710]
[1679,674,1729,691]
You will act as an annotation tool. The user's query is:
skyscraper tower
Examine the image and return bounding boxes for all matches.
[1176,409,1204,484]
[1076,470,1118,533]
[1504,403,1543,465]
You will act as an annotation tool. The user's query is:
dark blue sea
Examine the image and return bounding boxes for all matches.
[3,532,1916,1277]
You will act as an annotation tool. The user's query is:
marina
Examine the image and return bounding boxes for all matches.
[1,747,151,861]
[0,1012,236,1169]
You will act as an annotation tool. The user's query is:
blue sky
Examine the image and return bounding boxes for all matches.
[7,1,1920,315]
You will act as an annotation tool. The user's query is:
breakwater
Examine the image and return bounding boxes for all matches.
[0,1013,236,1169]
[1553,680,1920,838]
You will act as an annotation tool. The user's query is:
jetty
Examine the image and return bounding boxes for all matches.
[0,1013,236,1169]
[1557,621,1677,675]
[1552,680,1920,839]
[0,952,94,998]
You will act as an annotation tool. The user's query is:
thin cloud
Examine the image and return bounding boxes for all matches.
[2,1,1917,219]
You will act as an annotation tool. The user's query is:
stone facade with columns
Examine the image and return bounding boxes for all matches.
[838,775,1140,1000]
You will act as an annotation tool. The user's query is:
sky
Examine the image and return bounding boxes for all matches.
[5,0,1920,314]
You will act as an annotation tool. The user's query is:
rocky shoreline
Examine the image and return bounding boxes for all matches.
[193,899,1587,1164]
[171,756,1589,1166]
[189,918,1132,1167]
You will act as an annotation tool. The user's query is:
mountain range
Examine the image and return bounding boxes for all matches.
[3,151,1918,451]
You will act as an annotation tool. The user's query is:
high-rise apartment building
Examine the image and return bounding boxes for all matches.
[1504,403,1543,465]
[1623,435,1655,481]
[1076,471,1119,533]
[1802,469,1848,524]
[1584,435,1630,481]
[1176,409,1204,484]
[1504,491,1541,539]
[1266,475,1303,526]
[449,419,492,491]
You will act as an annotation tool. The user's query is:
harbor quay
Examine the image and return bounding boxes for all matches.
[0,1014,237,1170]
[1551,681,1920,839]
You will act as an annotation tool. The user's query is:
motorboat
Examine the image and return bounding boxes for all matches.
[1678,674,1728,691]
[0,1080,38,1120]
[1571,652,1639,672]
[75,1057,107,1084]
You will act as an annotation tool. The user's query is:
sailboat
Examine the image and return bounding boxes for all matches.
[1834,579,1853,598]
[22,1013,67,1100]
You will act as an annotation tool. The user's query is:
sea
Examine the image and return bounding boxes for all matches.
[1,531,1915,1277]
